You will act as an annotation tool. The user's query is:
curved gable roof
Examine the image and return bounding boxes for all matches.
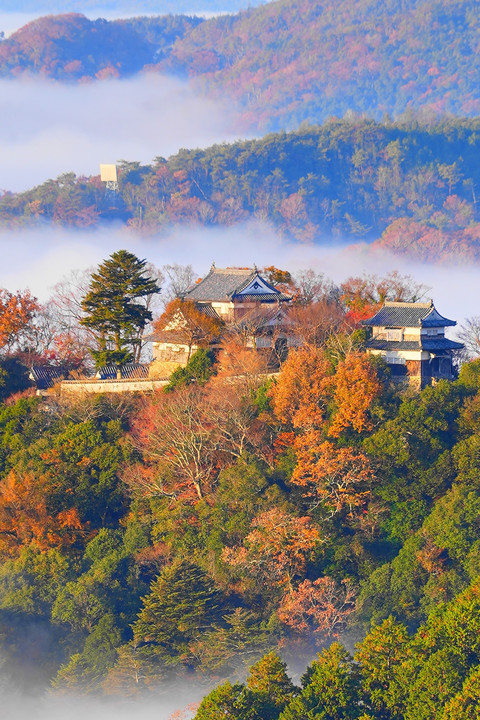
[184,266,289,302]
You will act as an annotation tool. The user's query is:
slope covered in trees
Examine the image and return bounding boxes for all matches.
[159,0,480,131]
[0,13,203,80]
[3,1,480,131]
[2,117,480,263]
[0,257,480,712]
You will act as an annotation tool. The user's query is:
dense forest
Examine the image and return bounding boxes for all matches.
[0,253,480,719]
[0,14,204,80]
[3,117,480,262]
[2,1,480,131]
[161,0,480,131]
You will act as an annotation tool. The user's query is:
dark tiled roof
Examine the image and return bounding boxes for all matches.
[97,363,149,379]
[367,340,420,351]
[196,304,221,320]
[363,301,457,328]
[234,293,291,302]
[30,365,64,389]
[184,266,290,302]
[185,267,256,301]
[421,338,464,351]
[367,338,463,351]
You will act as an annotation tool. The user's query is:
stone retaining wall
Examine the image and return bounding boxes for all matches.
[60,377,170,395]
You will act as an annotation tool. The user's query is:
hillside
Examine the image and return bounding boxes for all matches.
[2,117,480,263]
[1,255,480,705]
[0,13,204,79]
[160,0,480,131]
[2,1,480,131]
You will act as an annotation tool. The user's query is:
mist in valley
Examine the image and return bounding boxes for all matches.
[0,74,244,193]
[0,222,476,337]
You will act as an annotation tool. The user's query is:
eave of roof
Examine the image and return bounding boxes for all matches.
[233,293,291,302]
[367,338,464,351]
[363,301,456,328]
[184,267,256,302]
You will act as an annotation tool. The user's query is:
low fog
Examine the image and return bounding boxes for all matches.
[2,687,201,720]
[0,74,243,192]
[0,222,477,332]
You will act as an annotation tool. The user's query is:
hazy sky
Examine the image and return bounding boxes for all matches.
[0,74,244,192]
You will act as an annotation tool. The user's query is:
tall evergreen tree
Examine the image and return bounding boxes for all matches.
[81,250,160,369]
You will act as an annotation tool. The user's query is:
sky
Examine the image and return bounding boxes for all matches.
[0,74,245,193]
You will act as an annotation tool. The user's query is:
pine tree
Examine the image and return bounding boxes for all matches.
[81,250,160,369]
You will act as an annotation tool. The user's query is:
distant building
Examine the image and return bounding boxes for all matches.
[151,265,295,365]
[362,300,463,388]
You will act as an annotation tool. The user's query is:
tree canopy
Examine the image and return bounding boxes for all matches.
[80,250,160,368]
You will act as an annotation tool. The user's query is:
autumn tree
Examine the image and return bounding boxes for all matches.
[128,386,222,501]
[277,577,356,642]
[0,288,38,355]
[0,469,85,558]
[270,345,333,430]
[291,269,339,306]
[341,271,429,323]
[155,298,223,361]
[81,250,160,369]
[291,439,374,516]
[287,300,346,346]
[222,508,322,592]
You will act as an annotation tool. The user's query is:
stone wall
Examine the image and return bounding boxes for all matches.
[60,378,170,395]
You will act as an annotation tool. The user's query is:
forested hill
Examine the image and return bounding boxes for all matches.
[0,14,204,79]
[162,0,480,131]
[3,116,480,264]
[2,1,480,131]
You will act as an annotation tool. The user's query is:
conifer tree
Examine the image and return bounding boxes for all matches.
[81,250,160,369]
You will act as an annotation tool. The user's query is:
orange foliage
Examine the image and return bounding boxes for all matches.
[291,437,374,516]
[0,470,86,557]
[328,352,381,438]
[270,345,333,429]
[277,576,356,640]
[0,288,38,352]
[222,507,322,590]
[154,298,222,357]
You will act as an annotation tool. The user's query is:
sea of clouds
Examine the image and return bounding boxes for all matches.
[0,74,245,193]
[0,222,477,336]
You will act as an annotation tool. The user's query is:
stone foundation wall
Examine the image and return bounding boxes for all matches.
[60,378,170,395]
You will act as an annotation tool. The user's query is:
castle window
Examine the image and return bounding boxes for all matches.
[386,353,406,364]
[386,328,403,341]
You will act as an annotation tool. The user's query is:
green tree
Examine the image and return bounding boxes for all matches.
[164,348,216,391]
[279,643,361,720]
[81,250,160,369]
[132,560,224,668]
[246,652,296,719]
[355,617,410,719]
